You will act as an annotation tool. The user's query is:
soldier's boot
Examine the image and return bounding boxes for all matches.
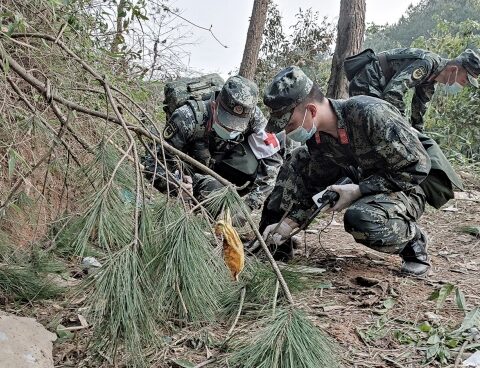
[400,229,430,277]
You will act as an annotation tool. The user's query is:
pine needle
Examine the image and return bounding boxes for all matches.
[55,143,136,256]
[222,260,316,319]
[0,265,63,301]
[155,212,230,322]
[229,307,341,368]
[84,245,158,367]
[0,233,64,301]
[204,186,248,223]
[459,225,480,238]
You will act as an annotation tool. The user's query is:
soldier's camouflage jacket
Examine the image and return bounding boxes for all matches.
[349,48,448,132]
[283,95,432,223]
[143,99,283,209]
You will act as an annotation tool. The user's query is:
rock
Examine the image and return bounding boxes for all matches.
[82,256,102,269]
[424,311,443,322]
[463,350,480,367]
[0,313,56,368]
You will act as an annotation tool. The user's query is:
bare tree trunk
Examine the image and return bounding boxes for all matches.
[326,0,366,98]
[239,0,269,80]
[111,0,127,53]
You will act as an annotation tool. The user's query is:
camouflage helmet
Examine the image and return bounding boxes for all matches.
[263,66,313,133]
[455,49,480,88]
[217,75,258,131]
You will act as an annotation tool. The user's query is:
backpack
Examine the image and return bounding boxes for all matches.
[163,73,224,120]
[417,132,463,209]
[212,142,259,188]
[344,49,376,81]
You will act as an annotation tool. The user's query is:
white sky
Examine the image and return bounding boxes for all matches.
[170,0,420,77]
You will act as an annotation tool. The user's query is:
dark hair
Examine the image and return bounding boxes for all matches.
[299,83,325,107]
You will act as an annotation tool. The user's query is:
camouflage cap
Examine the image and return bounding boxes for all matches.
[263,66,314,133]
[217,75,258,131]
[456,49,480,88]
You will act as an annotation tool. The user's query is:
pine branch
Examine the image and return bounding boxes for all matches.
[0,101,71,212]
[0,33,296,305]
[229,307,340,368]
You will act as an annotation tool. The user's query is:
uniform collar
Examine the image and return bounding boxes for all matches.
[431,57,449,80]
[311,99,349,145]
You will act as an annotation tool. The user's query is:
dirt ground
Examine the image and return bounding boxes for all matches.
[291,193,480,368]
[4,192,478,368]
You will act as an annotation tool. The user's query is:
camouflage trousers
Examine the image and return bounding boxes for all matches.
[260,147,427,254]
[192,173,225,200]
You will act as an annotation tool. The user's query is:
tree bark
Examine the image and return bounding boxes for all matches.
[111,0,127,53]
[239,0,269,80]
[326,0,366,98]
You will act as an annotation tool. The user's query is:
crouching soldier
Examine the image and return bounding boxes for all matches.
[254,66,461,277]
[143,75,283,216]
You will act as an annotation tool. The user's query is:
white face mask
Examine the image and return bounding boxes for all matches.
[286,109,316,143]
[212,122,241,140]
[444,67,463,95]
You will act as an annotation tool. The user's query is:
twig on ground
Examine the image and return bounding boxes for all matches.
[225,286,246,342]
[194,357,217,368]
[272,279,280,317]
[454,340,468,368]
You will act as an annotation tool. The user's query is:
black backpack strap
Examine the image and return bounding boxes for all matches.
[185,99,209,141]
[378,53,394,81]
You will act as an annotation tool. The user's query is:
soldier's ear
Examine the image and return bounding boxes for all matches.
[307,103,317,119]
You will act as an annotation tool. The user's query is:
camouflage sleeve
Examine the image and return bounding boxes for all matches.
[410,83,435,132]
[244,151,283,210]
[278,147,345,225]
[382,59,433,115]
[248,106,268,133]
[142,107,195,191]
[359,102,431,196]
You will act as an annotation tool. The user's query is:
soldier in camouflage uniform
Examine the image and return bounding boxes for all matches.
[255,66,434,276]
[346,48,480,132]
[143,75,282,212]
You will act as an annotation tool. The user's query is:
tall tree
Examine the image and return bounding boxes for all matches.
[327,0,366,98]
[111,0,128,53]
[239,0,269,80]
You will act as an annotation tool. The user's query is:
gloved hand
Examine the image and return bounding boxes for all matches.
[262,221,294,246]
[327,183,361,211]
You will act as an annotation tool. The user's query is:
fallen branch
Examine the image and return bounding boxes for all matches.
[0,34,295,306]
[0,101,71,212]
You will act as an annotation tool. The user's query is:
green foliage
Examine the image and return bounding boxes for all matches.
[459,225,480,237]
[222,260,318,320]
[428,283,467,313]
[56,143,136,255]
[392,293,479,365]
[84,245,158,367]
[365,0,480,51]
[0,233,64,301]
[155,213,230,322]
[255,3,335,96]
[229,307,340,368]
